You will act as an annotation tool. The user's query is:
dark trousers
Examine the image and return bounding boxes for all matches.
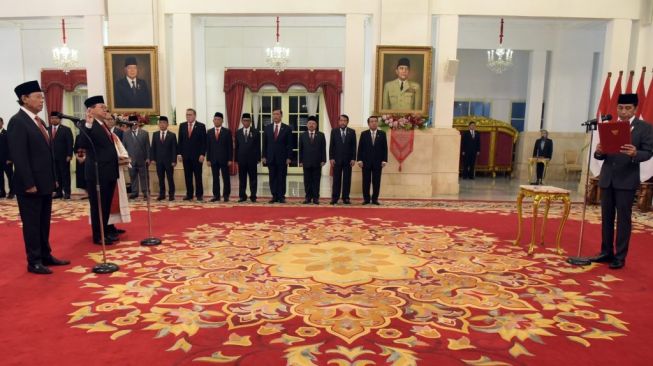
[0,162,13,195]
[183,157,203,198]
[238,161,257,199]
[87,179,117,241]
[600,186,636,261]
[462,153,477,178]
[536,162,545,181]
[53,159,71,195]
[156,162,175,198]
[362,165,383,202]
[268,162,287,200]
[303,165,321,199]
[16,194,52,265]
[210,163,231,199]
[129,163,149,197]
[332,163,352,200]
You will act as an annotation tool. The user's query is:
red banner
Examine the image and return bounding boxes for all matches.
[390,129,414,171]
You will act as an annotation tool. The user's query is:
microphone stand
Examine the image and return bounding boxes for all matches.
[567,119,599,266]
[138,128,161,246]
[71,118,119,274]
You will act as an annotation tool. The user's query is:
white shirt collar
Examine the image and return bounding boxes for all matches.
[20,106,39,121]
[127,77,137,84]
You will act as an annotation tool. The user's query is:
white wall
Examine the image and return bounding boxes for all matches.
[0,27,24,123]
[201,16,346,124]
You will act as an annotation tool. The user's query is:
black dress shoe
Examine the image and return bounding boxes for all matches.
[250,197,257,202]
[343,199,351,204]
[609,260,625,269]
[313,199,319,205]
[278,198,286,203]
[7,193,15,199]
[93,237,116,245]
[63,195,71,200]
[268,198,277,204]
[224,197,229,202]
[108,227,126,235]
[303,199,311,204]
[106,233,119,242]
[129,194,138,199]
[210,197,221,202]
[372,201,380,205]
[183,196,193,201]
[196,196,204,202]
[157,196,165,201]
[169,196,175,201]
[362,201,370,205]
[589,253,615,263]
[330,200,337,205]
[238,198,247,202]
[28,263,52,274]
[0,193,6,198]
[43,256,70,266]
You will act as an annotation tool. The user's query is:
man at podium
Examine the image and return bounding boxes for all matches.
[531,129,553,185]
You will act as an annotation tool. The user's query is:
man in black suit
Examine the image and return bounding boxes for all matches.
[8,80,70,274]
[48,112,73,199]
[329,114,357,204]
[591,94,653,269]
[107,114,123,141]
[76,95,121,245]
[532,129,553,185]
[357,116,388,205]
[235,113,260,202]
[150,116,177,201]
[299,116,326,204]
[206,112,232,202]
[178,108,207,201]
[123,116,151,199]
[461,121,481,179]
[262,109,293,203]
[0,117,15,199]
[113,56,152,109]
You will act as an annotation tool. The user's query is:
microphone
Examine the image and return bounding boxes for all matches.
[581,114,612,126]
[55,112,83,123]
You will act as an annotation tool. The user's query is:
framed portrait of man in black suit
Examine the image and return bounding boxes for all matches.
[104,46,159,115]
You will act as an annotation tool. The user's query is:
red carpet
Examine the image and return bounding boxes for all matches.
[0,199,652,365]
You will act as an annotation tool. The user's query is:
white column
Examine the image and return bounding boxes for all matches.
[171,13,195,123]
[107,0,155,45]
[602,19,632,80]
[380,0,430,45]
[432,15,459,128]
[343,14,366,125]
[525,50,546,132]
[83,15,106,97]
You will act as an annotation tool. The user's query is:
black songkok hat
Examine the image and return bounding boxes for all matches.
[307,115,318,122]
[397,57,410,68]
[159,116,168,122]
[14,80,42,99]
[128,115,139,122]
[617,93,638,106]
[214,112,224,118]
[241,113,252,119]
[124,56,138,67]
[50,111,61,117]
[84,95,104,108]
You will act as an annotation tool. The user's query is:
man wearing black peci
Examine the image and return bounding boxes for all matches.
[150,116,177,201]
[262,109,292,203]
[49,111,74,199]
[8,80,70,274]
[461,121,481,179]
[76,95,122,245]
[329,114,357,204]
[299,116,326,204]
[178,108,207,201]
[235,113,260,202]
[357,116,388,205]
[590,93,653,269]
[206,112,232,202]
[532,129,553,185]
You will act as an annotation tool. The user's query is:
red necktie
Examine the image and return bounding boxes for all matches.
[274,124,279,140]
[188,123,193,137]
[52,125,57,140]
[310,132,314,142]
[215,128,220,142]
[34,116,50,144]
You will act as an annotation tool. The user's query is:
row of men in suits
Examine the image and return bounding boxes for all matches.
[0,117,16,198]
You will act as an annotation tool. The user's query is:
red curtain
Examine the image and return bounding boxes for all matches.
[224,83,246,175]
[322,84,341,129]
[40,69,87,116]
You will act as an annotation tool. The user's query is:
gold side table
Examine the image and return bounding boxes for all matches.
[528,157,550,184]
[514,185,571,255]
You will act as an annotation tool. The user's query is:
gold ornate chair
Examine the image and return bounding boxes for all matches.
[563,150,582,180]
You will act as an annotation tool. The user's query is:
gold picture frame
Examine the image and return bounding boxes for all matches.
[375,45,432,116]
[104,46,159,115]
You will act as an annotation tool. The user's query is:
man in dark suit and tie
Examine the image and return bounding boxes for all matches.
[206,112,232,202]
[591,93,653,269]
[235,113,260,202]
[532,129,553,185]
[150,116,177,201]
[0,117,15,199]
[299,116,326,204]
[461,121,481,179]
[262,109,293,203]
[8,80,70,274]
[329,114,357,204]
[107,114,123,141]
[48,112,73,199]
[178,108,207,201]
[113,56,152,109]
[123,116,151,199]
[357,116,388,205]
[76,95,121,245]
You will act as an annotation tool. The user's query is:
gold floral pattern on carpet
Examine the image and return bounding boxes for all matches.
[63,213,636,365]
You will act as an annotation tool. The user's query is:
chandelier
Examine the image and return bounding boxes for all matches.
[52,19,79,74]
[265,17,290,73]
[486,18,513,74]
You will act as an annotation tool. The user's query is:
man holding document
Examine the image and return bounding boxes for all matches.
[591,94,653,269]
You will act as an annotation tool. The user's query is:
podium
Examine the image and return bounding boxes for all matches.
[528,157,550,184]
